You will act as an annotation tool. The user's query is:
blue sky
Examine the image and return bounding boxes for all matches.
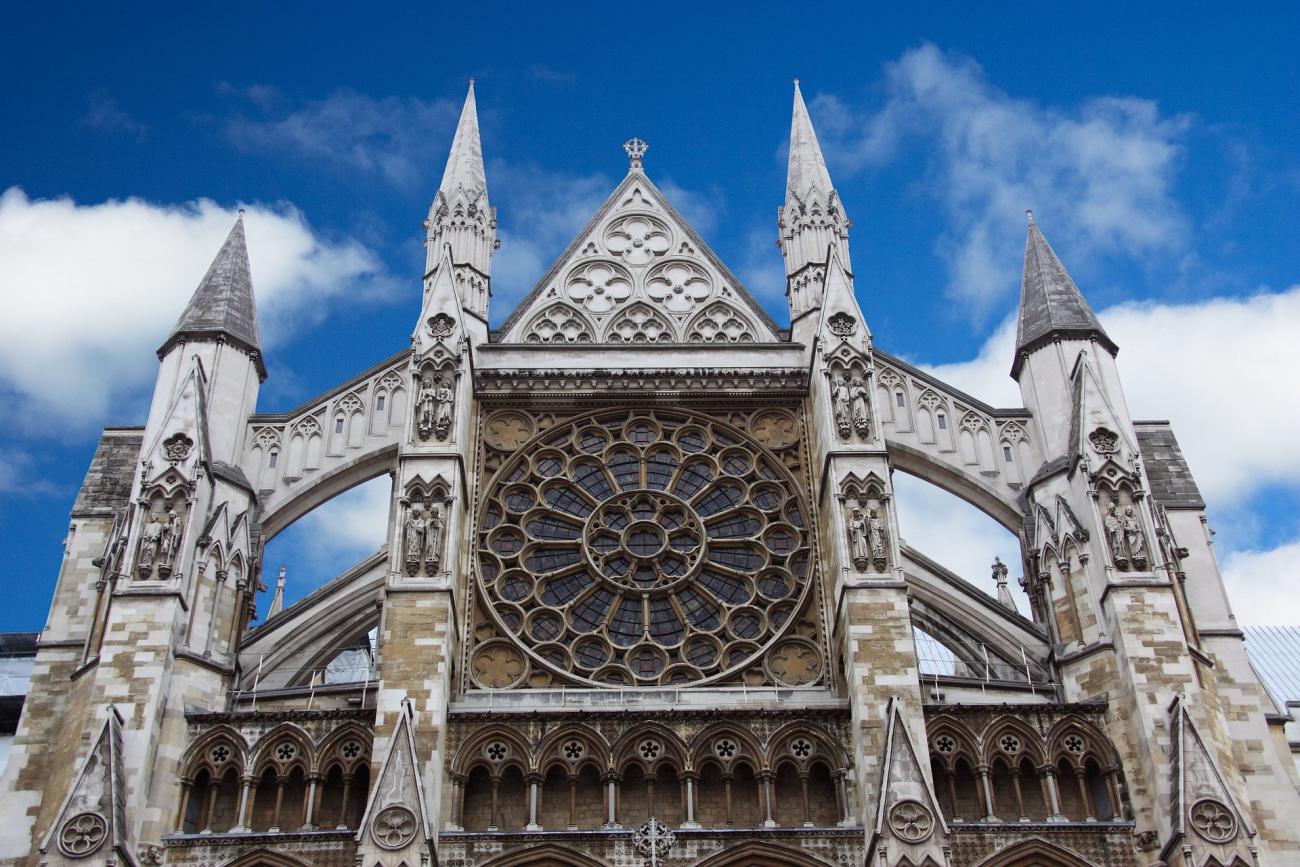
[2,2,1298,630]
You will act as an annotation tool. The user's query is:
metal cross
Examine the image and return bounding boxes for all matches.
[632,816,675,867]
[624,137,648,171]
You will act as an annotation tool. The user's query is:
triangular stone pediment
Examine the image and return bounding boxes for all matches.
[498,172,781,344]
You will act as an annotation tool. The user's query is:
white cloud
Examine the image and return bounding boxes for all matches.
[262,475,391,613]
[912,286,1300,626]
[0,188,390,429]
[923,286,1300,505]
[1221,542,1300,625]
[222,87,459,187]
[82,90,147,141]
[489,162,615,318]
[892,472,1028,615]
[814,44,1190,314]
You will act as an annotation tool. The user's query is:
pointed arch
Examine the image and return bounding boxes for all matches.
[971,837,1098,867]
[611,720,688,774]
[535,722,612,776]
[981,714,1048,767]
[478,844,611,867]
[452,724,536,777]
[521,301,596,344]
[180,724,249,778]
[692,840,837,866]
[216,849,316,867]
[685,300,758,343]
[763,720,848,772]
[688,721,766,773]
[251,722,315,775]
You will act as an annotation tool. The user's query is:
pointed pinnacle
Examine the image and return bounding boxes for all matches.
[787,80,834,201]
[439,80,487,201]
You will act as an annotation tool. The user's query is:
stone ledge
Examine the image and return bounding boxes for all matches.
[163,829,354,847]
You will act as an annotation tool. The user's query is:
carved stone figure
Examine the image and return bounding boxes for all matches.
[831,376,852,437]
[416,378,437,439]
[1123,506,1148,569]
[847,507,870,570]
[157,508,182,577]
[425,504,444,571]
[433,377,454,439]
[137,512,164,578]
[868,507,888,570]
[850,377,871,435]
[1104,502,1127,568]
[404,502,428,576]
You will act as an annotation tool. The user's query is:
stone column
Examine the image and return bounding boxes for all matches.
[233,776,252,832]
[800,771,812,827]
[1075,767,1096,821]
[174,779,193,832]
[603,771,619,828]
[1010,767,1027,822]
[337,774,352,828]
[567,774,578,829]
[526,772,542,830]
[977,765,997,821]
[203,569,228,657]
[681,772,699,828]
[1041,765,1065,821]
[301,774,319,829]
[722,773,734,825]
[759,770,776,828]
[202,777,220,833]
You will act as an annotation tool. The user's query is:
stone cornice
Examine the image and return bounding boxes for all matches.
[474,367,809,398]
[447,705,851,723]
[185,707,375,725]
[923,699,1108,716]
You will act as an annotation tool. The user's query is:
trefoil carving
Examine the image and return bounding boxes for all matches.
[827,312,857,337]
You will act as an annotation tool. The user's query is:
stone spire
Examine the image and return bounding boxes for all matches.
[438,80,488,206]
[267,565,286,619]
[426,80,497,319]
[786,80,834,203]
[1012,212,1117,377]
[159,212,265,376]
[780,81,850,320]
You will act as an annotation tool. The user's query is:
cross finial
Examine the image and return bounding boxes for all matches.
[1026,208,1034,225]
[623,137,648,171]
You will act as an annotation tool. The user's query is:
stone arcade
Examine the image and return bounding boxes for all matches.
[2,82,1298,867]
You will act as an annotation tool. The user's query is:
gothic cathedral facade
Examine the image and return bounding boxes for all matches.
[2,84,1297,867]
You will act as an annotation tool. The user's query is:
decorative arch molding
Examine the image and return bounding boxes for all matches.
[478,844,612,867]
[216,849,317,867]
[236,551,386,691]
[901,547,1050,679]
[692,840,838,867]
[257,442,400,542]
[885,444,1023,532]
[970,837,1099,867]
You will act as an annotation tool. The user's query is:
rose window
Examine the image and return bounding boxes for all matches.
[478,409,811,687]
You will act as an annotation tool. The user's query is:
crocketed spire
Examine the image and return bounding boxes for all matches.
[160,212,264,375]
[1013,212,1116,376]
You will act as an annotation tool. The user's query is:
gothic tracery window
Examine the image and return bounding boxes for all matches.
[475,409,812,687]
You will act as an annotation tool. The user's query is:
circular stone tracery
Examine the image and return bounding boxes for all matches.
[478,408,811,687]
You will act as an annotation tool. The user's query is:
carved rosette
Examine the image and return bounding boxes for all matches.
[887,799,935,843]
[371,804,418,850]
[57,812,107,859]
[1189,797,1237,843]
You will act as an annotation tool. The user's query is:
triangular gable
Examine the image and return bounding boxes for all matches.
[1165,695,1254,862]
[39,707,136,866]
[1067,351,1138,477]
[870,698,947,865]
[354,701,433,861]
[498,171,781,344]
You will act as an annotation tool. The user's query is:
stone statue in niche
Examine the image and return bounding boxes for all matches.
[868,508,888,570]
[847,508,870,570]
[831,377,852,438]
[137,511,164,578]
[1122,506,1148,569]
[1104,500,1149,571]
[157,508,182,578]
[850,377,871,435]
[426,504,444,571]
[1104,502,1127,568]
[416,378,437,440]
[404,501,429,576]
[433,377,454,440]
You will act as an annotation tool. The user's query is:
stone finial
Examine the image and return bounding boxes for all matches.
[623,137,648,171]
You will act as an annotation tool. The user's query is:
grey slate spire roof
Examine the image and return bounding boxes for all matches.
[439,80,488,205]
[786,80,834,203]
[159,213,265,378]
[1012,213,1116,376]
